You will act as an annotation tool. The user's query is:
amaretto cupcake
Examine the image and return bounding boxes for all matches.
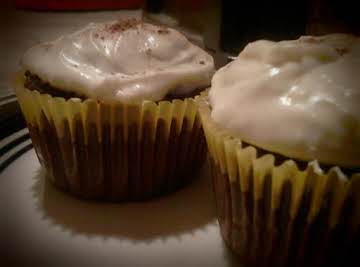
[14,18,214,201]
[197,34,359,266]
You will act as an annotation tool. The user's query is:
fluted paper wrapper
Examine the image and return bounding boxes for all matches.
[14,73,207,201]
[197,94,359,267]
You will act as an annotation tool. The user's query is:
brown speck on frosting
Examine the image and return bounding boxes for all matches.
[94,33,99,38]
[336,47,349,55]
[300,36,322,44]
[43,43,52,51]
[157,27,169,34]
[199,60,205,65]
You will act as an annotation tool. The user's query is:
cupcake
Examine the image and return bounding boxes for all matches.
[14,18,214,201]
[197,34,359,266]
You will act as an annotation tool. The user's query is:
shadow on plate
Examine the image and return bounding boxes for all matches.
[31,161,217,242]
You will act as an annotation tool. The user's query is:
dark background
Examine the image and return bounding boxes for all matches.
[220,0,360,53]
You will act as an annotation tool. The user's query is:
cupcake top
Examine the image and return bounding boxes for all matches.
[209,34,360,167]
[21,19,214,102]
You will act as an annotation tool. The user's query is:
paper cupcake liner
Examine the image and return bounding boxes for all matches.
[14,73,207,201]
[197,94,359,267]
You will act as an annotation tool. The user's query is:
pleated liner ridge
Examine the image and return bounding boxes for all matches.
[196,93,360,267]
[14,74,207,201]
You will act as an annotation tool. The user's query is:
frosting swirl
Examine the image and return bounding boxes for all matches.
[21,19,214,102]
[210,34,360,167]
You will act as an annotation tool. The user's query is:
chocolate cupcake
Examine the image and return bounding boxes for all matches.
[14,18,214,201]
[197,34,359,266]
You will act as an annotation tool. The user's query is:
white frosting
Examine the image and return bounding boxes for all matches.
[210,34,360,167]
[21,19,214,102]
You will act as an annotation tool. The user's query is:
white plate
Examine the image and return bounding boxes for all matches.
[0,141,241,266]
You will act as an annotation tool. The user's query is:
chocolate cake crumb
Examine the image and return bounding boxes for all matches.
[199,60,205,65]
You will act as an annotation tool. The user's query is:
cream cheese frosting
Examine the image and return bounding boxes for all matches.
[21,19,214,102]
[209,34,360,167]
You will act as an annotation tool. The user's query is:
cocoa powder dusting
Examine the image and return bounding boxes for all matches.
[105,18,141,34]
